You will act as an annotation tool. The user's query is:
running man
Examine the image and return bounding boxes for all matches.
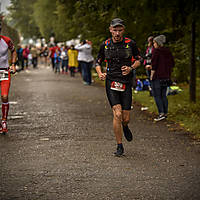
[0,20,17,134]
[95,18,141,156]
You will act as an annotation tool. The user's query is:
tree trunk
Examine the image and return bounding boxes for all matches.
[189,0,196,102]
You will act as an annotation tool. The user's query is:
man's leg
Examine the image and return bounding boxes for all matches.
[2,95,9,121]
[122,110,130,126]
[120,82,133,141]
[112,104,123,144]
[105,79,124,156]
[122,110,133,141]
[1,96,9,134]
[1,74,11,134]
[112,104,124,156]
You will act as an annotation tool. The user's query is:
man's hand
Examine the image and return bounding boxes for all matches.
[150,70,155,81]
[121,66,132,75]
[96,65,106,80]
[10,64,16,74]
[98,72,107,80]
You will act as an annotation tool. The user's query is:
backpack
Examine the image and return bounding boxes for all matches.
[23,49,28,58]
[104,37,136,63]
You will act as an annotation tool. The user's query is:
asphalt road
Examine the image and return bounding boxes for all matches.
[0,65,200,200]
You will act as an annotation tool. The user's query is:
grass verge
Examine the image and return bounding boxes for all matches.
[133,83,200,139]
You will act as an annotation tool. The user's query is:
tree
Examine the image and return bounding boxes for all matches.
[189,0,197,102]
[33,0,57,40]
[1,17,20,47]
[8,0,41,38]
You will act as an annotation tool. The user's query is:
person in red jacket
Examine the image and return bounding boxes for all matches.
[150,35,175,122]
[22,45,29,69]
[0,20,17,134]
[49,43,60,71]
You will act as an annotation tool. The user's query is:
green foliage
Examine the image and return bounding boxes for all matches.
[8,0,41,38]
[2,19,20,47]
[169,40,190,83]
[33,0,57,40]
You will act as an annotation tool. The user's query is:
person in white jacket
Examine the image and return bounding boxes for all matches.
[75,40,94,85]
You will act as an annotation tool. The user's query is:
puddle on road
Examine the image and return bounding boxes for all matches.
[9,115,24,120]
[8,111,27,120]
[9,101,18,105]
[40,138,49,141]
[8,111,54,120]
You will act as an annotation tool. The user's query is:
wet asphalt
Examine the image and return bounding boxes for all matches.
[0,65,200,200]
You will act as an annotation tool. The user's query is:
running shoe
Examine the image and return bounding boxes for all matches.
[114,144,124,157]
[123,125,133,142]
[2,120,8,134]
[154,114,166,122]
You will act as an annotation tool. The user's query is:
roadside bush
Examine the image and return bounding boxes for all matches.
[169,40,190,83]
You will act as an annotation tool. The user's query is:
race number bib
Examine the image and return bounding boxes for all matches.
[0,70,9,81]
[110,81,126,92]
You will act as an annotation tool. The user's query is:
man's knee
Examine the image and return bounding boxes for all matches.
[113,105,122,121]
[122,111,130,125]
[123,118,129,125]
[115,110,122,121]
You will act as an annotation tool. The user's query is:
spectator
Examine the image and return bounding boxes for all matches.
[49,43,60,71]
[22,45,29,70]
[30,46,38,68]
[150,35,175,122]
[75,40,94,85]
[16,44,23,71]
[43,45,49,66]
[68,45,78,77]
[61,45,69,74]
[54,49,61,74]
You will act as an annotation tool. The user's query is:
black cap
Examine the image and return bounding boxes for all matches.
[110,18,125,27]
[81,40,86,44]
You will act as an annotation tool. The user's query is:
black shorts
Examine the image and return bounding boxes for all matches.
[105,79,132,110]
